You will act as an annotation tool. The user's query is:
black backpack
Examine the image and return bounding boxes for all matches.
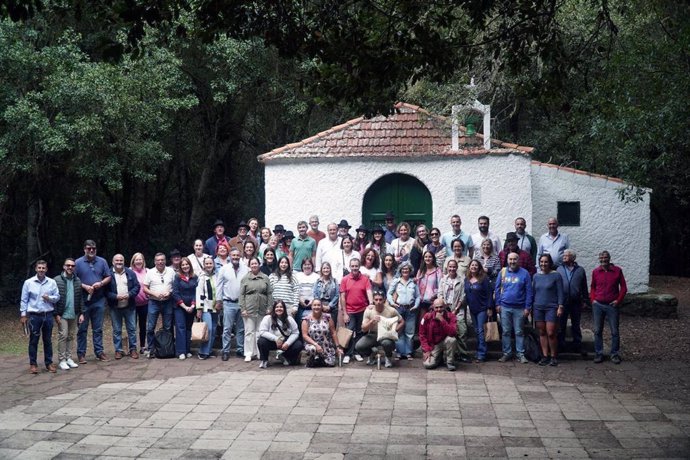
[523,320,542,363]
[154,329,175,359]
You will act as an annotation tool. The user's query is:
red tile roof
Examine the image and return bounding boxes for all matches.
[258,102,534,163]
[531,161,627,185]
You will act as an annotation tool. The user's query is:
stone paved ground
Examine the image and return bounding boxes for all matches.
[1,355,689,459]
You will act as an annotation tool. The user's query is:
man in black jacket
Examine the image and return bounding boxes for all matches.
[55,259,85,371]
[556,249,590,357]
[107,254,141,359]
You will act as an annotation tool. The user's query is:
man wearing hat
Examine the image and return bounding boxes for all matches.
[337,219,352,239]
[281,231,294,259]
[229,220,258,254]
[168,249,182,273]
[273,224,286,245]
[205,219,230,256]
[499,232,536,275]
[384,211,397,244]
[290,221,317,272]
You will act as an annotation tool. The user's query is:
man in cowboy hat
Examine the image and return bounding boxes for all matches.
[205,219,230,256]
[229,220,258,253]
[337,219,352,239]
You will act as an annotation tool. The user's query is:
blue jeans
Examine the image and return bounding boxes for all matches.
[395,308,417,356]
[222,301,244,354]
[28,312,54,366]
[500,307,525,356]
[593,301,620,356]
[471,311,488,359]
[77,298,106,357]
[110,306,137,353]
[199,311,218,356]
[146,299,173,351]
[174,306,195,355]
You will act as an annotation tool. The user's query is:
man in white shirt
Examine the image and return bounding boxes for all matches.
[215,248,249,360]
[315,223,342,272]
[143,252,176,357]
[471,215,502,255]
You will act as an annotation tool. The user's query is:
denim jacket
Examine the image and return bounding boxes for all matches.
[312,278,339,310]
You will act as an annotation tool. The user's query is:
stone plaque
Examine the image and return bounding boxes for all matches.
[455,185,481,205]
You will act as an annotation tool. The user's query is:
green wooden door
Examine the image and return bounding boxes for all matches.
[362,173,432,229]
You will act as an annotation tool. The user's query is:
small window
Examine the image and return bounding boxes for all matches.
[557,201,580,226]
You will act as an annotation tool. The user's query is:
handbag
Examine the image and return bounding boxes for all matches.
[377,316,399,342]
[484,316,500,342]
[337,326,354,348]
[191,320,209,342]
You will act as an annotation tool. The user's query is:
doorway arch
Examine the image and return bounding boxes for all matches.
[362,173,432,229]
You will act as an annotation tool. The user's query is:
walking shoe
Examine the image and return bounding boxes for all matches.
[538,357,550,366]
[139,348,146,354]
[498,354,512,363]
[114,351,123,360]
[384,357,393,368]
[342,356,351,364]
[394,352,401,360]
[198,354,209,360]
[281,355,290,366]
[407,354,414,361]
[186,353,192,358]
[475,357,486,363]
[593,354,604,364]
[235,350,244,357]
[518,355,529,364]
[244,356,251,362]
[611,355,622,364]
[78,354,87,364]
[66,358,79,368]
[59,360,70,371]
[366,356,377,366]
[447,363,456,371]
[354,354,364,362]
[47,363,57,373]
[29,365,39,374]
[222,353,229,361]
[97,353,109,362]
[458,356,472,363]
[549,358,559,367]
[129,350,139,360]
[259,361,267,369]
[146,350,155,359]
[275,350,284,362]
[178,354,186,360]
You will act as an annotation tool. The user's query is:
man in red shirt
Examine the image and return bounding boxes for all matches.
[339,258,373,364]
[420,298,458,371]
[590,250,627,364]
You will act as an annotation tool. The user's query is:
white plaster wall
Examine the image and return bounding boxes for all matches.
[531,163,650,293]
[263,153,533,248]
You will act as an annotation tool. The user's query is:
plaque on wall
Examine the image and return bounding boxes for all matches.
[455,185,481,205]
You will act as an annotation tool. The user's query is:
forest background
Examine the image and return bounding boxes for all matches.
[0,0,687,304]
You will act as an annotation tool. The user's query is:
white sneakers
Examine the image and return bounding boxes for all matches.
[244,356,252,362]
[259,361,268,369]
[354,354,364,362]
[65,358,78,368]
[178,354,186,360]
[384,357,393,368]
[59,360,70,370]
[342,356,351,364]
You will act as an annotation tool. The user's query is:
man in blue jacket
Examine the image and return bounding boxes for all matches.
[107,254,141,359]
[495,252,534,363]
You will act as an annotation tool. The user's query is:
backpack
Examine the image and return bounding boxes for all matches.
[522,320,542,363]
[154,329,176,359]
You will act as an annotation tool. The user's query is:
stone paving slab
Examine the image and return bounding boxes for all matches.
[1,362,689,459]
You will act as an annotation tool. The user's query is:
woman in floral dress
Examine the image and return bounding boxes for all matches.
[301,299,342,367]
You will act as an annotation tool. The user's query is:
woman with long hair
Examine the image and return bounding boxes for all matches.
[242,240,257,267]
[416,250,442,322]
[259,227,271,257]
[444,238,472,278]
[425,227,447,271]
[269,256,299,317]
[366,225,387,258]
[247,217,260,241]
[129,252,149,355]
[172,257,198,360]
[196,256,219,360]
[389,222,413,264]
[381,253,398,294]
[474,238,501,288]
[295,258,319,322]
[240,257,273,362]
[439,258,470,363]
[261,247,278,276]
[312,262,339,323]
[257,300,303,368]
[301,299,342,367]
[409,224,429,275]
[359,248,383,288]
[533,254,565,366]
[354,225,370,253]
[188,239,207,277]
[464,259,493,362]
[387,261,420,360]
[333,235,360,283]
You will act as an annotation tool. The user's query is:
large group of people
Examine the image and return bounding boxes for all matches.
[19,213,627,374]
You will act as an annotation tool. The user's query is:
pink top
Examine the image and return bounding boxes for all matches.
[132,267,148,306]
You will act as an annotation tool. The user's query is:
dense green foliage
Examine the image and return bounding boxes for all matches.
[0,0,687,303]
